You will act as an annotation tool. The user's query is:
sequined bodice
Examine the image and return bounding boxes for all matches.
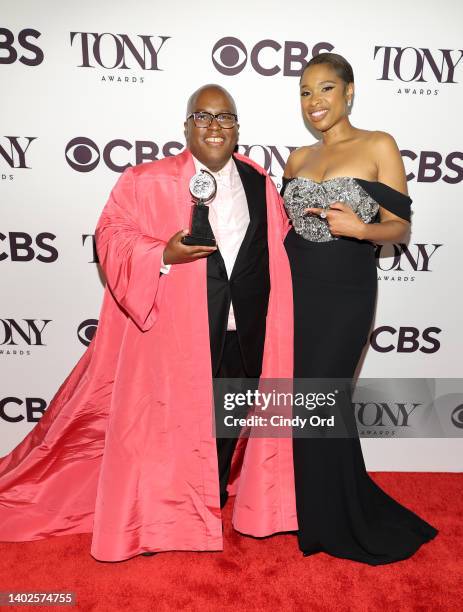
[283,177,380,242]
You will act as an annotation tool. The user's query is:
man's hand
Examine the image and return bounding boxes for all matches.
[163,230,217,265]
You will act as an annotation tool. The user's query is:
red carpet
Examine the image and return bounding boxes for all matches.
[0,473,461,612]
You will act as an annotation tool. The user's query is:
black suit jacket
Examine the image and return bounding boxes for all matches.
[207,157,270,377]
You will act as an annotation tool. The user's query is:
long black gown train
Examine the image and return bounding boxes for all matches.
[282,176,438,565]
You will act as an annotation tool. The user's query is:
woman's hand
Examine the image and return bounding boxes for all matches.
[304,202,366,239]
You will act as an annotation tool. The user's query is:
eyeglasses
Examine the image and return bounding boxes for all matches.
[187,111,238,129]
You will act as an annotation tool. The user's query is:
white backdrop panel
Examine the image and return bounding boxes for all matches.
[1,0,462,469]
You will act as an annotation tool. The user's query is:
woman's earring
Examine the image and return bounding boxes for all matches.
[347,99,352,108]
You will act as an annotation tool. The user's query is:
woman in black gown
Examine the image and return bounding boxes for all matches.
[282,53,437,565]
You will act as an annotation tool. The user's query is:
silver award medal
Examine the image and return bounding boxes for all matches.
[189,169,217,203]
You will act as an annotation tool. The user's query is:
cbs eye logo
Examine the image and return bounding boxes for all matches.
[77,319,98,346]
[65,137,100,172]
[212,37,248,76]
[212,36,334,77]
[451,405,463,429]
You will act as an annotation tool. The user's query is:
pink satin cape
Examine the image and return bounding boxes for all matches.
[0,150,297,561]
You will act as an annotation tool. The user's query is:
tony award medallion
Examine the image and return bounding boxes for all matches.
[181,169,217,246]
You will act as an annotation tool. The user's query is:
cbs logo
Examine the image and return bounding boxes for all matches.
[451,405,463,429]
[0,28,43,66]
[65,137,183,172]
[77,319,98,346]
[0,232,58,262]
[370,326,441,354]
[0,397,47,422]
[401,150,463,183]
[212,36,334,76]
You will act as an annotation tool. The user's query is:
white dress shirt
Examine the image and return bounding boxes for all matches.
[161,156,250,330]
[193,156,250,330]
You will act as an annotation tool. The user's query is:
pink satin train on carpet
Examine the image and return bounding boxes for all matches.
[0,150,297,561]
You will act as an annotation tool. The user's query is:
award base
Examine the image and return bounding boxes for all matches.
[181,234,216,247]
[181,202,216,247]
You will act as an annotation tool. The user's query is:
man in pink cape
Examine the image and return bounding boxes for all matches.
[0,85,297,561]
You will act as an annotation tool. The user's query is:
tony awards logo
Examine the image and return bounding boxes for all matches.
[182,170,217,246]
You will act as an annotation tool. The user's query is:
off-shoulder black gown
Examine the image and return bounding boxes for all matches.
[282,176,438,565]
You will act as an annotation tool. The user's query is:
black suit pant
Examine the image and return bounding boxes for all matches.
[214,331,250,509]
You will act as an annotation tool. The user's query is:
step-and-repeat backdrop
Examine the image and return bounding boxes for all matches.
[1,0,462,469]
